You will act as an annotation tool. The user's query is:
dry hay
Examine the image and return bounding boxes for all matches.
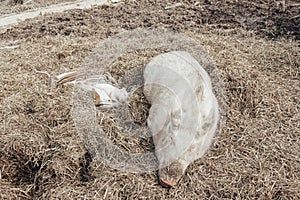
[0,2,300,200]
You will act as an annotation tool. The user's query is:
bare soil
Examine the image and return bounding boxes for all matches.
[0,0,299,199]
[0,0,78,15]
[1,0,299,40]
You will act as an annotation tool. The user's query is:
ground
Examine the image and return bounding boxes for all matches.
[0,0,299,199]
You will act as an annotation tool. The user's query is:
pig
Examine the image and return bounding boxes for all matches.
[143,51,219,187]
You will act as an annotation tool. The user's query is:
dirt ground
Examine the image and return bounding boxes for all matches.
[0,0,78,15]
[0,0,299,199]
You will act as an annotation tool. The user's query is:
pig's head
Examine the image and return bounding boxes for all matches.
[147,103,188,187]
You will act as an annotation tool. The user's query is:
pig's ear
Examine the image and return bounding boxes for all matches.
[148,105,170,135]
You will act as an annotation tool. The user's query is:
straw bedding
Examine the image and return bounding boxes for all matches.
[0,0,299,199]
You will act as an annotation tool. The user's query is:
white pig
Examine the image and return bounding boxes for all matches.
[144,51,219,187]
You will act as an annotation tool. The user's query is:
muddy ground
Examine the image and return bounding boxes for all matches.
[0,0,299,199]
